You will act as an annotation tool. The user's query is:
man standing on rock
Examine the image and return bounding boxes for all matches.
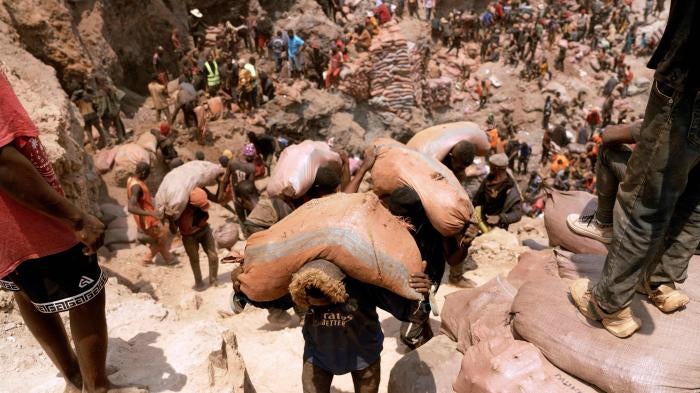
[172,187,219,291]
[127,162,175,266]
[148,73,171,122]
[94,76,126,144]
[169,77,198,130]
[0,70,129,393]
[570,1,700,338]
[204,53,221,97]
[287,29,305,79]
[71,86,108,149]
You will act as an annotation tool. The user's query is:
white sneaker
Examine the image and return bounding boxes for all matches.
[566,214,613,244]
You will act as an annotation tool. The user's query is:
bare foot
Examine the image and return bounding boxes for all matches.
[63,372,82,393]
[63,382,81,393]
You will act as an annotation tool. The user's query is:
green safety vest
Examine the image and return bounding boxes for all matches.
[204,61,220,87]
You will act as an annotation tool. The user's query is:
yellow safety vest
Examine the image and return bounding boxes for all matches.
[204,61,220,87]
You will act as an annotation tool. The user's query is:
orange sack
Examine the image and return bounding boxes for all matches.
[406,121,490,160]
[239,192,424,302]
[371,143,474,237]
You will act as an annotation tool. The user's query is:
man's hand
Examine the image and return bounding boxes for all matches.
[74,213,105,255]
[486,215,501,225]
[360,146,378,171]
[409,261,431,297]
[230,265,243,292]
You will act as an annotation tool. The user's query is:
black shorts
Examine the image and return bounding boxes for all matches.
[0,244,106,313]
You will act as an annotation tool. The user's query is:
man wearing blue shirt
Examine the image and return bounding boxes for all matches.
[287,29,306,78]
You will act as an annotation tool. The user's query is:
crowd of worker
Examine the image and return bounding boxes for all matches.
[2,0,698,392]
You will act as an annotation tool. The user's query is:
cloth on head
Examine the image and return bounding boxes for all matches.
[189,187,210,211]
[223,149,234,160]
[190,8,203,18]
[489,153,509,168]
[159,122,171,136]
[289,259,348,308]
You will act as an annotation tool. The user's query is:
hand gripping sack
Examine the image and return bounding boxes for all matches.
[544,189,608,255]
[267,140,342,199]
[371,144,474,237]
[155,160,224,218]
[407,121,490,161]
[238,192,424,302]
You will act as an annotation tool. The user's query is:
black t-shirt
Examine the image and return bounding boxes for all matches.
[647,0,700,89]
[302,279,418,374]
[412,221,446,286]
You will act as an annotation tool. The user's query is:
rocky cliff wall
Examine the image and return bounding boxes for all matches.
[1,0,190,93]
[0,19,99,213]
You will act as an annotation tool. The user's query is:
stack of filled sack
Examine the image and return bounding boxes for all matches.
[340,22,415,117]
[339,52,371,100]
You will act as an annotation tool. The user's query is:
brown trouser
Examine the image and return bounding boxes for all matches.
[182,226,219,285]
[302,358,380,393]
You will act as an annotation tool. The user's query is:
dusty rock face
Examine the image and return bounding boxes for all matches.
[265,81,352,141]
[273,0,342,49]
[322,112,366,154]
[0,22,100,213]
[1,0,189,92]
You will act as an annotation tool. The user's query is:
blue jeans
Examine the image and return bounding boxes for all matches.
[273,53,282,73]
[593,80,700,312]
[594,144,632,225]
[289,54,303,74]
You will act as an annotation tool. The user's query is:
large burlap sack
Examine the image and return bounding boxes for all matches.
[512,269,700,393]
[553,250,605,283]
[371,144,474,237]
[214,223,240,250]
[544,189,608,255]
[388,335,463,393]
[207,96,224,120]
[406,121,490,161]
[104,217,138,247]
[113,143,151,187]
[136,132,158,153]
[506,250,559,289]
[239,192,424,302]
[267,140,342,199]
[100,203,128,224]
[453,335,598,393]
[94,147,117,174]
[155,160,224,218]
[440,276,516,352]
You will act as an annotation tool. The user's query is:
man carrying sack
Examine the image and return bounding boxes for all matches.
[232,259,431,393]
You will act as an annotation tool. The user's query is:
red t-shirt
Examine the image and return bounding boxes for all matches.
[374,4,392,24]
[0,71,78,278]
